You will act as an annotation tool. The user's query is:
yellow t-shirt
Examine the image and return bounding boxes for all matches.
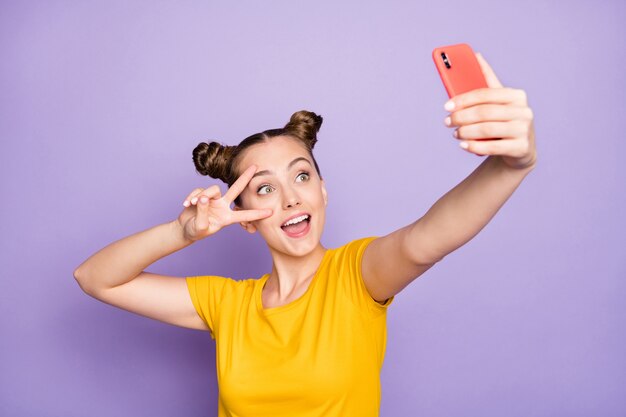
[186,236,394,417]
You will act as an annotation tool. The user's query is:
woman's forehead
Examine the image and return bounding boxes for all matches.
[239,136,309,170]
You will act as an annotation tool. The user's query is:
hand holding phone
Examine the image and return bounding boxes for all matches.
[430,43,537,169]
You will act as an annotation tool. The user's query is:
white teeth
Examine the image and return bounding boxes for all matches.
[282,214,310,227]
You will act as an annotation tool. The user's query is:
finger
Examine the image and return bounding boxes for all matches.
[447,105,533,127]
[183,185,221,207]
[182,188,204,207]
[460,137,530,158]
[455,120,529,140]
[475,52,503,88]
[194,194,215,231]
[195,185,222,203]
[231,208,274,224]
[446,87,527,112]
[223,164,258,204]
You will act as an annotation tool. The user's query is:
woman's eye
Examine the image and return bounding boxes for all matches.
[257,185,273,195]
[257,172,309,195]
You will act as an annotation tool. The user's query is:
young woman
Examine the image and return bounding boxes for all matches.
[74,53,536,416]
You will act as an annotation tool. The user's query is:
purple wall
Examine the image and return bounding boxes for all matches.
[1,1,624,416]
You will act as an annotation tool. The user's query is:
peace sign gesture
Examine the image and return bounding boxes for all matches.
[176,165,273,242]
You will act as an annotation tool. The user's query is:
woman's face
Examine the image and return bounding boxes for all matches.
[234,135,328,257]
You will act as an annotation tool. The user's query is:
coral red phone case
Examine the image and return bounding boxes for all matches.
[432,43,488,98]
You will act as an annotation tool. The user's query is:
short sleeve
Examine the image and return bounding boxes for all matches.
[338,236,394,318]
[186,275,232,339]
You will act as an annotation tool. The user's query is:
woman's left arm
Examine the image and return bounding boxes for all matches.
[362,53,537,303]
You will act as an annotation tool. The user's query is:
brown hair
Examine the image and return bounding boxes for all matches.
[192,110,323,207]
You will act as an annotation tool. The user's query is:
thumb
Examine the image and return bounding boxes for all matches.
[476,52,503,88]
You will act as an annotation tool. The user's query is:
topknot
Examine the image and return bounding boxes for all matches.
[284,110,323,150]
[192,141,236,183]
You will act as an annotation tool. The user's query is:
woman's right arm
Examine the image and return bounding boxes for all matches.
[73,164,273,331]
[73,220,208,330]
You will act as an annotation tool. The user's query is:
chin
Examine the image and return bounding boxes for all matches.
[271,230,321,258]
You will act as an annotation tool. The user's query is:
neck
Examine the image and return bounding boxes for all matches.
[264,243,327,298]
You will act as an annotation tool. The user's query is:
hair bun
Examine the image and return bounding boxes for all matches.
[192,141,234,182]
[284,110,323,149]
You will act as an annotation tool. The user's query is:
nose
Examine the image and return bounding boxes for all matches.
[283,188,301,209]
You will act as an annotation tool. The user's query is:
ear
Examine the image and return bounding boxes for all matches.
[321,179,328,206]
[234,204,258,234]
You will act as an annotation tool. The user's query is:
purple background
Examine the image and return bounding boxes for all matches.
[1,1,624,416]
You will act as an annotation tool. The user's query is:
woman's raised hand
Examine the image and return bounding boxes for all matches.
[444,52,537,170]
[176,164,273,242]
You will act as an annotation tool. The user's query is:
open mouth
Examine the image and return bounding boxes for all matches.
[281,214,311,238]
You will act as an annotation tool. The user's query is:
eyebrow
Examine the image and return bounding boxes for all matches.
[251,157,312,180]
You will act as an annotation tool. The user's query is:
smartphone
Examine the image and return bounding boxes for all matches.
[432,43,488,98]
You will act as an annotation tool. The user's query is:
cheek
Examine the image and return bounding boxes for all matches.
[247,196,279,213]
[241,190,264,207]
[310,188,326,205]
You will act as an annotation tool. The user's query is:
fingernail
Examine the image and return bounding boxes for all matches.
[459,141,469,149]
[453,130,459,138]
[183,200,189,207]
[191,197,198,204]
[445,100,455,111]
[200,197,208,204]
[444,116,451,126]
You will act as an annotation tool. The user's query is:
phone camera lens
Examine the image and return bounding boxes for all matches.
[441,52,451,69]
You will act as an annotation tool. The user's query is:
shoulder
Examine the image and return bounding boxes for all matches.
[333,236,378,258]
[325,235,379,274]
[329,236,393,312]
